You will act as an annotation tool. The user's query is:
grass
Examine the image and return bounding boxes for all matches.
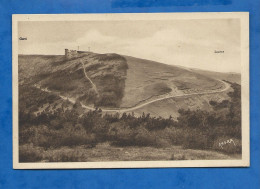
[19,144,43,162]
[19,142,240,162]
[19,53,128,108]
[19,53,234,116]
[19,123,97,150]
[191,69,241,84]
[129,90,232,120]
[18,55,65,82]
[121,55,225,108]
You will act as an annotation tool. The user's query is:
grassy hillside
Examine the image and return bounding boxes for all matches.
[121,55,226,108]
[190,69,241,84]
[129,91,232,119]
[19,52,238,118]
[18,55,65,83]
[19,53,128,108]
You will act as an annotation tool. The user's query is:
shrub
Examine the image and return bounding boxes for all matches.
[182,129,209,150]
[26,124,97,150]
[155,127,184,145]
[109,122,134,146]
[19,126,35,145]
[170,153,186,160]
[58,135,96,147]
[109,124,168,147]
[47,150,88,162]
[134,127,157,146]
[19,144,43,162]
[18,82,242,156]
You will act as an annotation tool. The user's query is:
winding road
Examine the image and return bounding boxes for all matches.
[35,78,230,113]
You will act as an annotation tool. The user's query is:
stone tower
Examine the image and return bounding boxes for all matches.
[65,49,78,59]
[65,49,69,58]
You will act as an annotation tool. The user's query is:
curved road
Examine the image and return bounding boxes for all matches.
[35,79,230,113]
[93,79,230,113]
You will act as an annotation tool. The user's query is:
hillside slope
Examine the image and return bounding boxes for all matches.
[19,52,128,108]
[190,69,241,84]
[19,52,239,118]
[121,55,227,108]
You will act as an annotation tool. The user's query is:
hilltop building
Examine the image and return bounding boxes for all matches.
[65,49,77,58]
[65,48,91,59]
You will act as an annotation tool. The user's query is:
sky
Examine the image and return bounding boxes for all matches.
[18,19,241,73]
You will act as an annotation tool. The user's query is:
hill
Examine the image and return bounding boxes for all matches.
[19,52,128,108]
[121,55,227,107]
[189,69,241,84]
[18,52,242,162]
[18,52,239,119]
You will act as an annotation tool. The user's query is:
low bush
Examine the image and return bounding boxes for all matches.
[133,127,158,147]
[22,124,97,150]
[109,123,170,148]
[19,144,90,162]
[19,144,43,162]
[109,122,135,146]
[18,82,242,160]
[182,129,209,150]
[170,153,186,160]
[47,150,88,162]
[155,127,185,145]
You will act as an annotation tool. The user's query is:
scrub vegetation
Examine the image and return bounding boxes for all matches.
[19,82,241,162]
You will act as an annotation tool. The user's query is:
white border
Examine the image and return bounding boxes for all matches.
[12,12,250,169]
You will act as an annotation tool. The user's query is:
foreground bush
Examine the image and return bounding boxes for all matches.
[19,144,90,162]
[109,123,169,147]
[18,81,242,159]
[19,144,43,162]
[182,129,209,150]
[46,149,89,162]
[20,123,97,150]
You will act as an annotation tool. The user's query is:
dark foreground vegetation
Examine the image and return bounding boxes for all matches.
[19,82,241,162]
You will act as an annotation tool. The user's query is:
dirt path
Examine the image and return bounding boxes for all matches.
[80,61,99,95]
[35,79,230,113]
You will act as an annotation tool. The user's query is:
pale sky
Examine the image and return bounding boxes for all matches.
[18,19,241,73]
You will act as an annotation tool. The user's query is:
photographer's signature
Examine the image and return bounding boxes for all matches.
[219,138,236,149]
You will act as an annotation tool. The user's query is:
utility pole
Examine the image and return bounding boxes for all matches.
[88,47,90,51]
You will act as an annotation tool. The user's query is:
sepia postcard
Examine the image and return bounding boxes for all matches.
[12,12,249,169]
